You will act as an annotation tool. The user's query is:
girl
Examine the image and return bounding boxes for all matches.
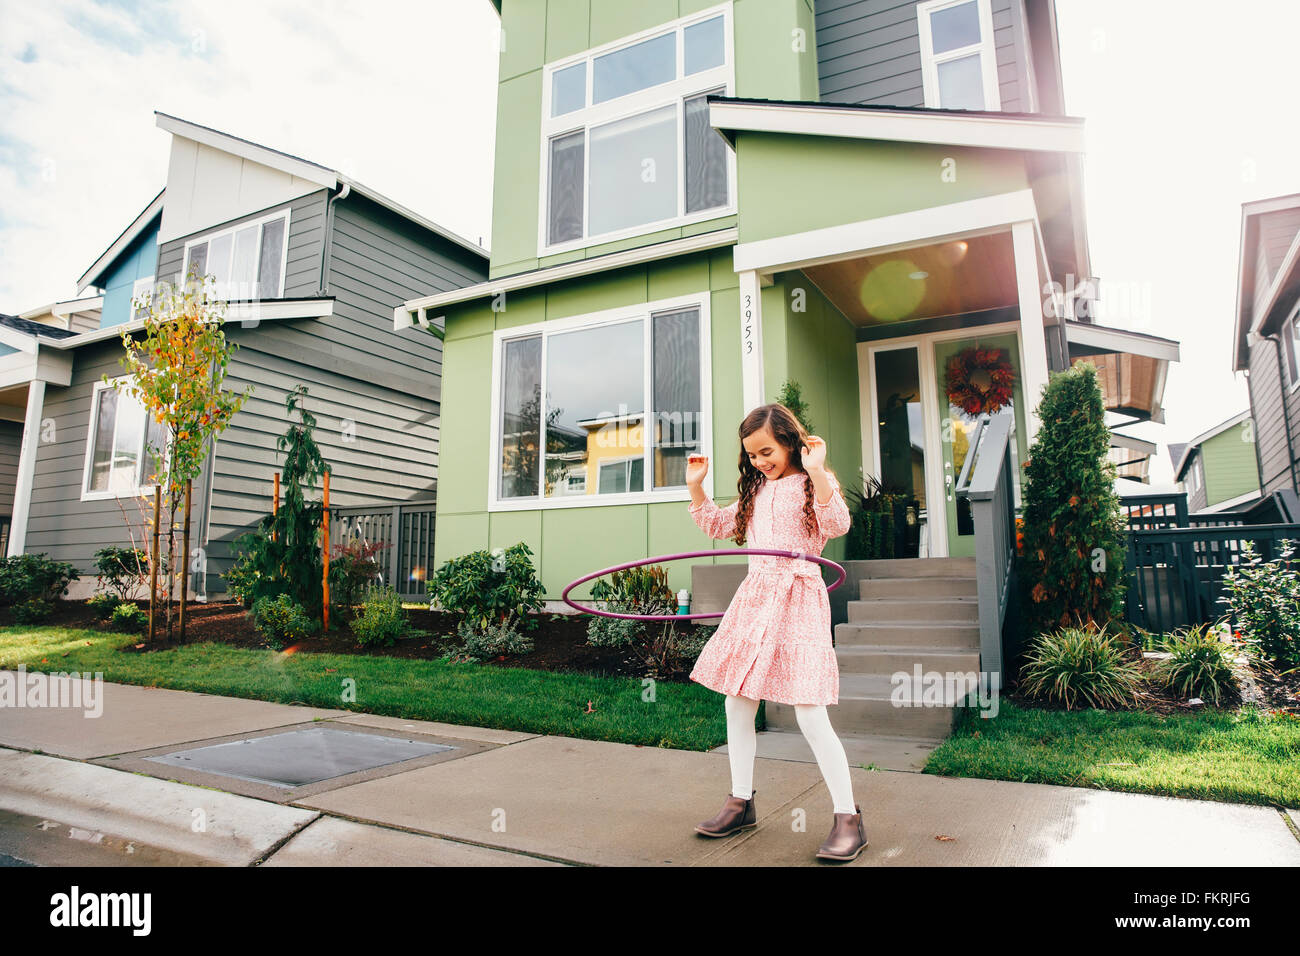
[684,403,867,863]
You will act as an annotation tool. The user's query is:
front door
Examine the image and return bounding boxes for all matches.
[933,332,1026,558]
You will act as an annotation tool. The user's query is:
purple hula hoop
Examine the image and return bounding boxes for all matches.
[561,549,846,621]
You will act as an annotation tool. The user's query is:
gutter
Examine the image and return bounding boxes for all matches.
[317,183,352,296]
[1264,331,1300,494]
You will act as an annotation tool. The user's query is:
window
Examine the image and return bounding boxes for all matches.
[493,295,710,507]
[1186,454,1203,497]
[1283,302,1300,389]
[82,377,170,499]
[131,275,156,322]
[181,211,289,301]
[540,5,735,253]
[917,0,1001,111]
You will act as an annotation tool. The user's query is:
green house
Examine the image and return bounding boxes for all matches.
[1170,411,1263,515]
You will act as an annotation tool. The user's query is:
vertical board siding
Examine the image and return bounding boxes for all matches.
[0,420,23,514]
[815,0,1024,111]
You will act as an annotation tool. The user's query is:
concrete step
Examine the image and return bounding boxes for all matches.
[835,622,981,650]
[715,730,945,772]
[765,674,967,738]
[834,644,981,676]
[847,597,980,624]
[858,576,977,599]
[852,557,977,579]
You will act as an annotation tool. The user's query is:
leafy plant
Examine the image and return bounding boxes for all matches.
[93,546,150,603]
[1018,362,1127,633]
[1218,540,1300,675]
[0,554,79,606]
[1018,621,1146,710]
[350,586,408,648]
[87,592,120,620]
[455,608,534,661]
[427,542,545,632]
[1150,623,1238,706]
[109,602,149,633]
[844,474,909,560]
[12,598,54,624]
[330,539,388,615]
[774,381,814,434]
[250,593,318,650]
[226,385,330,618]
[585,565,700,678]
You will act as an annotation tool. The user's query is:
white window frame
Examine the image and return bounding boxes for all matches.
[917,0,1002,111]
[80,375,171,502]
[537,2,737,258]
[1284,301,1300,393]
[1186,454,1203,497]
[130,275,156,322]
[180,208,292,300]
[488,291,714,512]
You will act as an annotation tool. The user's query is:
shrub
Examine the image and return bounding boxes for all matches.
[12,598,54,624]
[109,602,149,633]
[456,608,533,661]
[93,546,150,602]
[1218,540,1300,675]
[87,592,120,620]
[1018,362,1128,633]
[586,564,674,648]
[330,539,387,615]
[428,542,545,632]
[250,593,318,650]
[1150,623,1238,706]
[350,586,408,648]
[1018,622,1146,710]
[0,554,79,606]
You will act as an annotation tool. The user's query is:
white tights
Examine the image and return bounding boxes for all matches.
[724,693,857,814]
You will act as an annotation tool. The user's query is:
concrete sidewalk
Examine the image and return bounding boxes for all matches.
[1,675,1297,867]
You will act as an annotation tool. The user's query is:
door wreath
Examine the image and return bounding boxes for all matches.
[944,346,1015,415]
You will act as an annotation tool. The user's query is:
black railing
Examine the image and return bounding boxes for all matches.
[331,500,437,601]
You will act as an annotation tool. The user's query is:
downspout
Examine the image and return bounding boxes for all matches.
[317,182,352,296]
[1264,332,1300,494]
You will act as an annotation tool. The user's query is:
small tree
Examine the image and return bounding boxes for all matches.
[1019,361,1127,633]
[114,273,252,640]
[774,380,815,434]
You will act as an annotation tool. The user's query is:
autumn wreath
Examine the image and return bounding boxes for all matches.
[944,346,1015,415]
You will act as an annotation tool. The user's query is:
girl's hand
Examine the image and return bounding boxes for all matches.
[801,436,828,473]
[686,454,709,488]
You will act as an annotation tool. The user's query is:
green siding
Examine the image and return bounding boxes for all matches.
[489,0,820,281]
[1200,422,1261,507]
[734,132,1031,243]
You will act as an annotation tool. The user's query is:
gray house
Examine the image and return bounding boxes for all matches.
[1232,193,1300,516]
[8,113,488,598]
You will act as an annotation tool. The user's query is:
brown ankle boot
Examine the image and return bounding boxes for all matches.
[695,790,757,837]
[815,804,868,861]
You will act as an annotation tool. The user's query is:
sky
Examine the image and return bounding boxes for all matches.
[3,0,1299,487]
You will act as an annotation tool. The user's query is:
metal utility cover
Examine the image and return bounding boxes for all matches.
[143,726,456,789]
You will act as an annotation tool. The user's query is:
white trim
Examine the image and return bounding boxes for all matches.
[394,227,738,328]
[155,113,336,189]
[7,381,45,557]
[739,270,764,413]
[917,0,1001,111]
[76,190,165,294]
[79,375,168,503]
[708,101,1085,155]
[1196,488,1263,515]
[337,177,487,260]
[536,2,737,257]
[20,295,104,323]
[0,324,38,354]
[1064,320,1181,363]
[1011,219,1049,446]
[46,298,335,350]
[1283,301,1300,390]
[487,291,713,512]
[732,188,1038,274]
[1172,410,1253,480]
[130,275,156,323]
[181,208,291,301]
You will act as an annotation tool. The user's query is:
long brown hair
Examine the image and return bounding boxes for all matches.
[725,403,830,546]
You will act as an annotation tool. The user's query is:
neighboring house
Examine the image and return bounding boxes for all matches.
[1168,411,1262,515]
[1232,192,1300,503]
[10,112,489,598]
[394,0,1179,602]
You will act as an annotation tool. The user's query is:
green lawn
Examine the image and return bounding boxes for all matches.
[0,626,726,750]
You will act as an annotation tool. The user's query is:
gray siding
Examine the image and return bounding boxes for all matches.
[816,0,1028,111]
[0,420,21,514]
[1247,333,1300,496]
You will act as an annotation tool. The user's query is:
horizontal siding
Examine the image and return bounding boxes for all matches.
[816,0,1023,110]
[1247,336,1299,495]
[0,420,22,514]
[1200,424,1260,506]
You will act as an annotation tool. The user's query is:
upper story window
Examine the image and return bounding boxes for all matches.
[540,4,735,256]
[182,210,290,301]
[1283,301,1300,389]
[82,376,170,501]
[492,294,711,509]
[1186,454,1203,497]
[917,0,1001,111]
[130,275,156,322]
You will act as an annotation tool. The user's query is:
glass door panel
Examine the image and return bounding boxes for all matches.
[872,346,927,558]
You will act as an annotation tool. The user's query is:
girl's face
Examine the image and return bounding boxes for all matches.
[743,425,796,480]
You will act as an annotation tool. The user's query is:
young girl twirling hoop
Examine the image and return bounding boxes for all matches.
[685,403,867,863]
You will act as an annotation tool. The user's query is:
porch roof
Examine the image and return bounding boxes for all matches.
[1064,320,1180,424]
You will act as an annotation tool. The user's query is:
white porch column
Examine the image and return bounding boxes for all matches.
[8,380,46,557]
[1012,219,1050,445]
[738,269,765,413]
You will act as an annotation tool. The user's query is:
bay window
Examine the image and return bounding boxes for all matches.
[540,4,735,253]
[917,0,1001,111]
[182,210,289,301]
[493,295,711,506]
[82,377,170,499]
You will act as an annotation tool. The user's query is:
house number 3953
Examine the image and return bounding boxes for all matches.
[743,293,753,354]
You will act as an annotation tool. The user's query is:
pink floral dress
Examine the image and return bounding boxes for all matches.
[687,470,852,705]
